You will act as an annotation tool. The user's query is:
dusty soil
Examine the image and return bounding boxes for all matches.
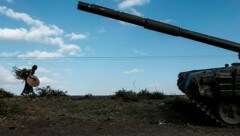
[0,96,239,136]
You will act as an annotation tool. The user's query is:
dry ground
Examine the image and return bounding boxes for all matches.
[0,96,239,136]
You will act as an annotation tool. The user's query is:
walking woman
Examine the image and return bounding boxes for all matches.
[13,65,39,95]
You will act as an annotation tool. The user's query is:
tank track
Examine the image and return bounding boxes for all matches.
[187,96,230,127]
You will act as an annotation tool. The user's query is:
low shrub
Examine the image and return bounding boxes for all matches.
[0,88,14,98]
[113,88,165,101]
[114,89,139,102]
[137,89,152,99]
[151,91,165,99]
[36,86,68,97]
[84,93,93,99]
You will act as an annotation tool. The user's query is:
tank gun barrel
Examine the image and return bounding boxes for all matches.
[78,1,240,54]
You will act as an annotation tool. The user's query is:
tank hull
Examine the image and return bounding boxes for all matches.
[177,64,240,125]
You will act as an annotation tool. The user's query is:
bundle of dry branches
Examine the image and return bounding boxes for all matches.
[12,66,30,80]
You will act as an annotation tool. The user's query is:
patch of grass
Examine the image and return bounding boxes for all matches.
[0,88,14,98]
[36,86,68,97]
[64,99,149,122]
[0,99,23,116]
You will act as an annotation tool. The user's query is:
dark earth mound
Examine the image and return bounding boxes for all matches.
[0,96,239,136]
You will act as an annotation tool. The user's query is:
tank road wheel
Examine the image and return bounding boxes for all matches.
[218,101,240,125]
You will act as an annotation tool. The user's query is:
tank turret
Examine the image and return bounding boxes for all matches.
[77,1,240,126]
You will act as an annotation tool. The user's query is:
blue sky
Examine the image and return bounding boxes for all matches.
[0,0,239,95]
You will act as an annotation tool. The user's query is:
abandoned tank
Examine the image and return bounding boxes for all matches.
[77,1,240,126]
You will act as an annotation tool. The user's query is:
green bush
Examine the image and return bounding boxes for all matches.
[151,91,165,99]
[138,89,165,99]
[137,89,152,99]
[84,93,93,99]
[113,88,165,101]
[36,86,68,97]
[114,89,139,102]
[0,88,14,98]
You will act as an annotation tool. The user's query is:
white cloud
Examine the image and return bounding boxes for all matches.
[117,0,150,24]
[0,27,64,44]
[84,46,96,55]
[118,0,150,10]
[0,6,81,57]
[66,33,88,41]
[30,25,64,37]
[129,8,143,16]
[163,19,176,24]
[38,77,55,87]
[38,76,64,90]
[51,72,61,77]
[6,0,13,3]
[134,49,146,56]
[37,67,51,74]
[98,27,106,33]
[0,6,43,26]
[18,50,63,59]
[0,66,21,88]
[57,44,81,55]
[123,68,144,74]
[0,51,19,57]
[119,21,131,25]
[0,28,27,41]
